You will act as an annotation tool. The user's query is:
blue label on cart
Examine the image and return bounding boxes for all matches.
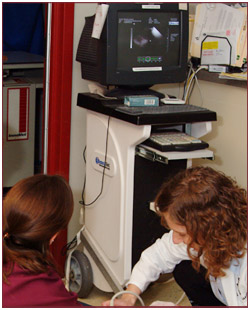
[91,151,116,177]
[95,157,110,170]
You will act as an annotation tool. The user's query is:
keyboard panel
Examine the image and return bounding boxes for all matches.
[115,104,208,115]
[142,131,209,152]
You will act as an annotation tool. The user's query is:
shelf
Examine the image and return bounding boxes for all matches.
[197,70,247,89]
[136,144,214,164]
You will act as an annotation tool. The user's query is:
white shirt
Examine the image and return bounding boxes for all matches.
[128,231,247,306]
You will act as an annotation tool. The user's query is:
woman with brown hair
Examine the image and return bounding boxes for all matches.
[3,174,86,307]
[103,166,247,307]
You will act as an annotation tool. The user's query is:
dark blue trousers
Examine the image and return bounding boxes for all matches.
[173,260,226,306]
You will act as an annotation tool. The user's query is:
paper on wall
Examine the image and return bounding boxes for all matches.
[219,71,247,81]
[201,34,236,65]
[190,3,246,66]
[235,7,247,66]
[91,4,109,39]
[7,88,29,141]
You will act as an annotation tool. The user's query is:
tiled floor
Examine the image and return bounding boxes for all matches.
[78,274,191,307]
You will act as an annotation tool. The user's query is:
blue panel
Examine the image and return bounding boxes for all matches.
[3,3,44,56]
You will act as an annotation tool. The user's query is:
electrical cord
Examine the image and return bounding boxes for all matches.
[176,291,186,305]
[182,60,194,100]
[61,236,77,256]
[193,74,204,106]
[79,116,111,207]
[79,147,87,205]
[186,68,197,103]
[159,276,186,305]
[183,65,208,102]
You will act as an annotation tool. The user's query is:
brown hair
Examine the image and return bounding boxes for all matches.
[3,174,74,282]
[155,166,247,278]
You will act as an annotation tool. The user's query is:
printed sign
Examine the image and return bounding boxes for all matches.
[7,87,29,141]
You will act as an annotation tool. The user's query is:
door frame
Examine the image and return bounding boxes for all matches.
[45,2,75,272]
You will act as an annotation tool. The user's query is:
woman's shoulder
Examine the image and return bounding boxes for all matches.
[143,231,190,261]
[3,262,58,286]
[4,261,55,277]
[3,262,82,307]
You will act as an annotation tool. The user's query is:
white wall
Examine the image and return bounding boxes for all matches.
[155,80,247,189]
[68,3,97,241]
[190,81,247,189]
[68,3,247,241]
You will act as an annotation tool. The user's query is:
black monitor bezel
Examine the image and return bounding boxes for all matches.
[103,3,189,86]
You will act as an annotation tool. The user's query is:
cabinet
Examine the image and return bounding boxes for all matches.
[2,51,43,187]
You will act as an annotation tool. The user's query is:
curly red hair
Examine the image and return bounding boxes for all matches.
[155,166,247,278]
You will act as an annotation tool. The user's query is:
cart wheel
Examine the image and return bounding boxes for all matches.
[68,250,93,298]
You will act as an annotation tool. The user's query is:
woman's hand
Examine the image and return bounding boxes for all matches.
[102,298,134,307]
[102,284,141,307]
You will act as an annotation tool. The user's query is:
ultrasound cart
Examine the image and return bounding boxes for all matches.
[65,94,217,296]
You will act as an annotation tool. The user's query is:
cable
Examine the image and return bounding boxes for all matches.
[176,291,186,305]
[186,68,197,103]
[183,65,208,102]
[79,116,111,207]
[110,290,145,306]
[193,74,204,106]
[79,147,87,205]
[182,60,194,100]
[184,70,196,102]
[61,236,77,256]
[109,276,187,306]
[159,276,186,305]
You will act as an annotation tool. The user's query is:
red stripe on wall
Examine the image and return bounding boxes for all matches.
[19,88,27,133]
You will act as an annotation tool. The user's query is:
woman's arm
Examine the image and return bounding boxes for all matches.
[103,231,190,306]
[127,231,190,293]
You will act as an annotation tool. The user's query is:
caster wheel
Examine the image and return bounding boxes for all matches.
[68,250,93,298]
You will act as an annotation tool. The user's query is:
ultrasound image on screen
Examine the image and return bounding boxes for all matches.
[117,12,180,72]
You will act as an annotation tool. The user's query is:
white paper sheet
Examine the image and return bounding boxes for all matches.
[190,3,245,65]
[91,4,109,39]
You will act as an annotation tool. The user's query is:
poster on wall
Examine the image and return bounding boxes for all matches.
[7,87,29,141]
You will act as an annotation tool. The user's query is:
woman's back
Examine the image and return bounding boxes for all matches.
[3,263,82,308]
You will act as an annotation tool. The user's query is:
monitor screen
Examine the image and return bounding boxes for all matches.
[76,3,189,97]
[117,12,180,72]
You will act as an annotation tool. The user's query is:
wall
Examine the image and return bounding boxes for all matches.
[190,81,247,189]
[68,3,247,241]
[68,3,97,241]
[155,80,247,190]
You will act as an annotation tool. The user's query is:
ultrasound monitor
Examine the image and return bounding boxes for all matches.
[76,3,189,98]
[117,11,180,72]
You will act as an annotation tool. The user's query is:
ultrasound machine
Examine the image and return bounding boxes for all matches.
[65,3,217,297]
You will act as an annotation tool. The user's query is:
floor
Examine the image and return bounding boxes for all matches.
[78,274,191,307]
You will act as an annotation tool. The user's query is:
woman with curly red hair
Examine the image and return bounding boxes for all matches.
[103,166,247,307]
